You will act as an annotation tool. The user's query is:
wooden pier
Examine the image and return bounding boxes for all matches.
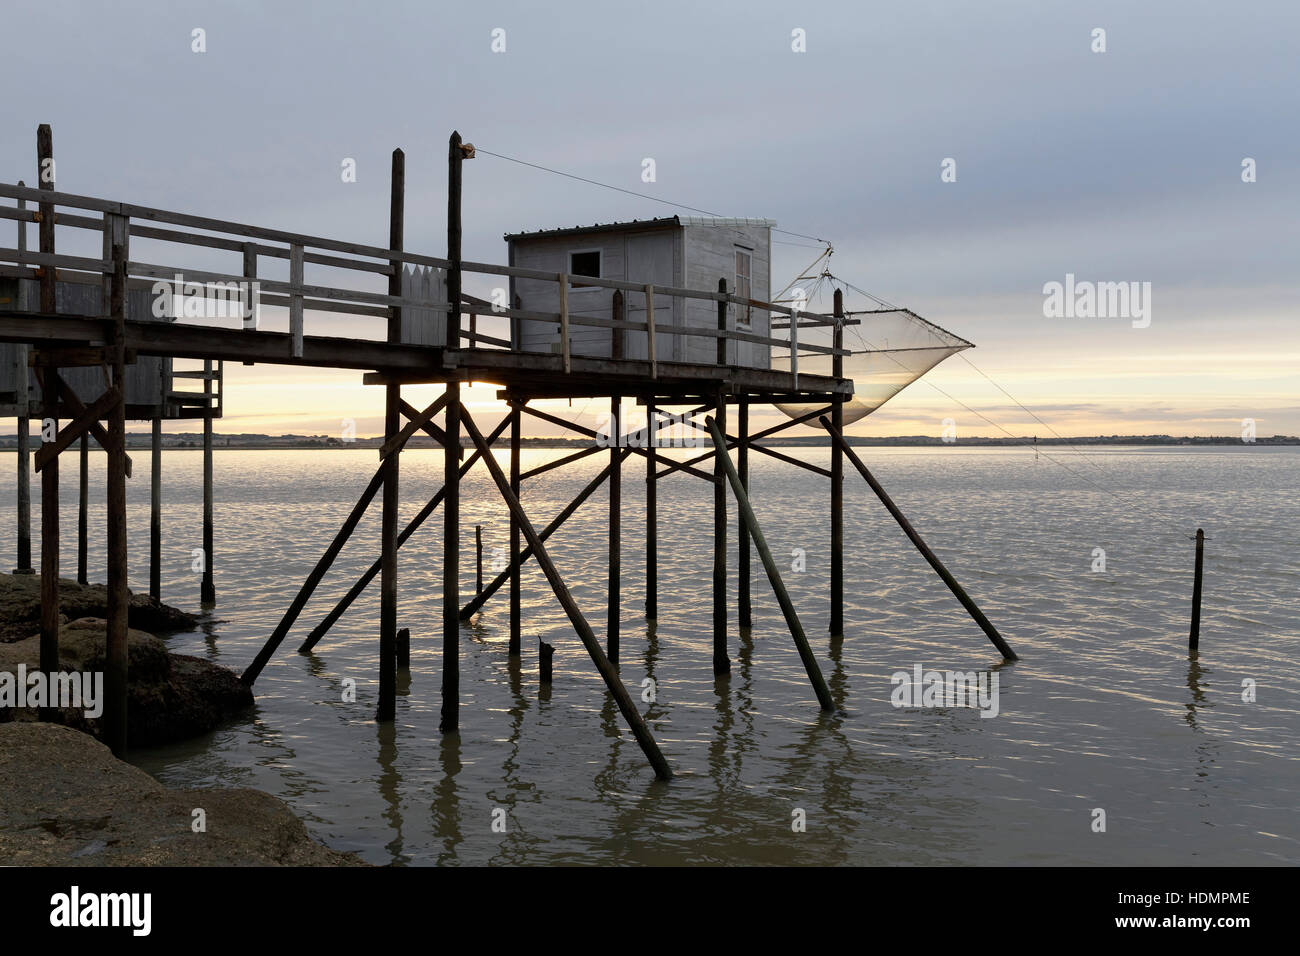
[1,126,1015,779]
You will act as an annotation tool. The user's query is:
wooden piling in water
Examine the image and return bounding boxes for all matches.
[475,524,483,596]
[378,147,405,723]
[713,388,730,676]
[608,395,621,663]
[645,400,658,620]
[706,417,834,711]
[539,640,554,684]
[150,416,161,600]
[830,288,845,636]
[821,416,1019,662]
[15,407,31,574]
[441,131,465,733]
[509,404,522,656]
[1189,528,1204,652]
[397,627,410,669]
[460,406,672,780]
[201,358,214,605]
[737,396,751,628]
[77,433,88,585]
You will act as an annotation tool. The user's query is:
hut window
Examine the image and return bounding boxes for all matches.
[569,249,602,289]
[735,248,752,326]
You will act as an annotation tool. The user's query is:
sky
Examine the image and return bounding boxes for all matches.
[3,0,1297,439]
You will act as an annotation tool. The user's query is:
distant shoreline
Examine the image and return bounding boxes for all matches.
[1,435,1295,450]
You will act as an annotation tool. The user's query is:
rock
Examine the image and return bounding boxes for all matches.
[0,618,253,747]
[0,573,198,644]
[0,723,362,866]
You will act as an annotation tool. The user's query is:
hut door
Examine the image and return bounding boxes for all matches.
[625,232,676,362]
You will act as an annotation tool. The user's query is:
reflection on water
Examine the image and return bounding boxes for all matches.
[3,444,1297,865]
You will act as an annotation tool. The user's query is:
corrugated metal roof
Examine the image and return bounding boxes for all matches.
[504,215,776,241]
[504,217,680,241]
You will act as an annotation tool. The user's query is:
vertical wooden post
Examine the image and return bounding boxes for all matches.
[645,400,658,620]
[378,147,404,723]
[37,127,55,315]
[830,288,845,636]
[397,627,410,669]
[509,404,522,656]
[200,358,214,605]
[713,389,730,676]
[37,126,58,711]
[612,290,625,360]
[707,417,835,712]
[737,395,751,628]
[475,524,483,595]
[14,183,31,576]
[77,433,88,585]
[150,416,161,600]
[1189,528,1204,652]
[288,244,304,358]
[442,130,465,732]
[104,225,130,755]
[441,386,461,731]
[607,395,621,663]
[539,640,554,684]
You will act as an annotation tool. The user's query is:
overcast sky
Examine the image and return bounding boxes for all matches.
[4,0,1297,438]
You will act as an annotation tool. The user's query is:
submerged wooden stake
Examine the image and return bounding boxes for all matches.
[830,288,845,637]
[461,405,672,780]
[608,395,621,663]
[201,359,215,605]
[509,405,522,656]
[712,393,730,675]
[539,640,554,684]
[737,396,751,628]
[706,417,834,711]
[1189,528,1204,652]
[645,401,658,620]
[821,416,1019,662]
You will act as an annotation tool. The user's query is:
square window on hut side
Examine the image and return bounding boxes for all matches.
[569,250,602,289]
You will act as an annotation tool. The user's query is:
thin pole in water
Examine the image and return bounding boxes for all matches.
[1189,528,1204,652]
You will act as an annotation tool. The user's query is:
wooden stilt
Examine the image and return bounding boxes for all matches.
[200,358,214,605]
[149,416,161,600]
[378,147,404,724]
[706,417,835,711]
[821,416,1019,661]
[608,394,621,663]
[460,406,672,780]
[509,404,522,656]
[36,125,58,719]
[397,627,410,669]
[737,396,751,628]
[830,288,845,636]
[104,228,129,755]
[77,432,88,585]
[440,131,465,733]
[645,401,658,620]
[441,382,461,732]
[297,414,508,654]
[713,390,730,675]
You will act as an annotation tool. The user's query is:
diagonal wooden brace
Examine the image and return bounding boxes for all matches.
[34,385,122,472]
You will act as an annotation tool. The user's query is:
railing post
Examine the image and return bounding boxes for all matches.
[644,284,657,378]
[288,243,303,358]
[559,273,571,373]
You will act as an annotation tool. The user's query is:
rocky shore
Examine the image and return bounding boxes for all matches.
[0,573,361,866]
[0,723,361,865]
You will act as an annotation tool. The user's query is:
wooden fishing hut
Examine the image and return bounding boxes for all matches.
[0,126,1015,780]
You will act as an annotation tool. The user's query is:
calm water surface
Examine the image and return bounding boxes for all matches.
[3,443,1296,865]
